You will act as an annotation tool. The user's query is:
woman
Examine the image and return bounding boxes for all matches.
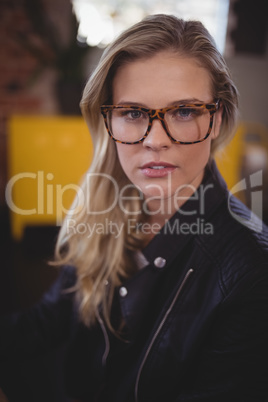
[1,14,268,402]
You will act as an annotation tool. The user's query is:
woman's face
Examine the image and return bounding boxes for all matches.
[113,51,222,215]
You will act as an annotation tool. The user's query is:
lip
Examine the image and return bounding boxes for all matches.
[140,161,177,178]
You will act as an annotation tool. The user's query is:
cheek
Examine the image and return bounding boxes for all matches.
[116,144,135,177]
[182,141,211,168]
[198,142,212,166]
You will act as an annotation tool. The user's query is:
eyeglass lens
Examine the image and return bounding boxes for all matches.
[107,107,211,143]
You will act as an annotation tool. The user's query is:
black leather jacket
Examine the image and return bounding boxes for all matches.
[1,161,268,402]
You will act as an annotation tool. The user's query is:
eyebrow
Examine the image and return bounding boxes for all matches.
[116,98,206,107]
[168,98,205,106]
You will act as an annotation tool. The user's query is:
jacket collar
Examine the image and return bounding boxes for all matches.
[119,160,228,334]
[142,159,228,268]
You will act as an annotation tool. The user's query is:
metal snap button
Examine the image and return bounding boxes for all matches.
[119,286,128,297]
[154,257,166,268]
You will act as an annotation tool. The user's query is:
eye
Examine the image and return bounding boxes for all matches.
[127,110,143,120]
[178,108,192,118]
[119,109,147,122]
[170,107,203,121]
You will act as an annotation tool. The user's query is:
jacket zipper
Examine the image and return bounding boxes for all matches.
[97,311,110,366]
[134,268,194,402]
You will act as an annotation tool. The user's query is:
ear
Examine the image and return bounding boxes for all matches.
[211,105,223,140]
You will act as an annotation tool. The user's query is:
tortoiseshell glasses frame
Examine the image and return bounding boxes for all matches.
[100,100,220,145]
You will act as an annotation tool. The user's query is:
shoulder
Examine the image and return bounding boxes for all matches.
[196,194,268,294]
[41,265,77,304]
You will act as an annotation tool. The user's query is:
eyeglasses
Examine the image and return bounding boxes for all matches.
[100,100,220,145]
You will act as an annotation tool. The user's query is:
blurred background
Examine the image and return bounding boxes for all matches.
[0,0,267,400]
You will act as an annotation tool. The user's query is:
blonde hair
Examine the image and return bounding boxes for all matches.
[55,14,239,331]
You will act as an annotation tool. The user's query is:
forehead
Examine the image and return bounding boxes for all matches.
[112,51,213,106]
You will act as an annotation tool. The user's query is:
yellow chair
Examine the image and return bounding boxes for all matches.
[7,115,93,240]
[215,122,268,191]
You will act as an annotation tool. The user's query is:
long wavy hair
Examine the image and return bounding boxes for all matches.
[55,14,239,331]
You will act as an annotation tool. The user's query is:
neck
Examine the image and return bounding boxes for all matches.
[142,173,205,242]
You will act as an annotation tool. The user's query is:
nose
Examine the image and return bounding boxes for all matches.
[142,119,172,150]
